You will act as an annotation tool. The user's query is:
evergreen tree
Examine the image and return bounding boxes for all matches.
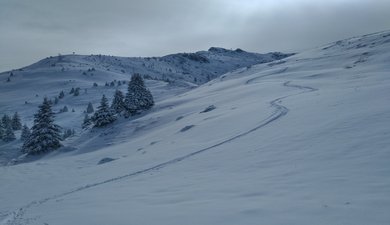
[0,121,4,140]
[91,95,116,127]
[62,129,73,140]
[22,98,62,154]
[86,102,94,113]
[2,114,11,128]
[69,87,75,94]
[3,122,15,142]
[82,114,91,128]
[124,73,154,116]
[61,106,69,113]
[111,90,125,114]
[11,112,22,130]
[54,96,59,104]
[59,91,65,99]
[20,124,31,141]
[73,87,80,96]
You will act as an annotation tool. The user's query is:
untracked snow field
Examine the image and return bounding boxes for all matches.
[1,31,390,224]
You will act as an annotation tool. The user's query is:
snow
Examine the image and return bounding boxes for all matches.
[1,30,390,224]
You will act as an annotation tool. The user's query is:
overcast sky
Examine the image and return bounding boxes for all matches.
[1,0,390,72]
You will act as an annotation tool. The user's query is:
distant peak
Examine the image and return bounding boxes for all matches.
[208,47,247,53]
[208,47,229,52]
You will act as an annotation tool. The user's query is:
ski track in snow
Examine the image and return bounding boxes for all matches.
[1,79,317,225]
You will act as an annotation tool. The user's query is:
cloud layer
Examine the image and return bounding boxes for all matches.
[1,0,390,71]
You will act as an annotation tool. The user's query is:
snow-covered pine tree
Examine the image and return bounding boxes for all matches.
[86,102,94,113]
[124,73,154,116]
[82,114,91,128]
[22,98,62,154]
[111,90,125,114]
[11,112,22,130]
[62,129,73,140]
[20,124,31,141]
[61,106,69,112]
[0,121,4,140]
[2,114,11,128]
[91,95,116,127]
[73,87,80,96]
[3,122,15,142]
[59,90,65,99]
[69,87,75,94]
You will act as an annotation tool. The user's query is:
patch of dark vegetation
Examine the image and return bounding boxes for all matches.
[176,116,184,121]
[150,141,159,145]
[98,157,116,165]
[200,105,216,113]
[181,53,210,63]
[180,125,195,132]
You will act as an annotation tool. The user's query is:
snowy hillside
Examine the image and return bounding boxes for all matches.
[1,30,390,224]
[0,48,290,162]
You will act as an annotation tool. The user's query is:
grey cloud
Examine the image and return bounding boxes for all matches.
[1,0,390,71]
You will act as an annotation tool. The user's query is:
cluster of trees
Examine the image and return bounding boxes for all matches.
[69,87,81,96]
[86,74,154,128]
[0,112,23,142]
[104,80,126,87]
[18,74,154,155]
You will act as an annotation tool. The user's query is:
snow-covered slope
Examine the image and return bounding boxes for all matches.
[0,48,290,162]
[1,30,390,224]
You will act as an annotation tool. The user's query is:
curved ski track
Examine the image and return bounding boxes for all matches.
[1,80,317,225]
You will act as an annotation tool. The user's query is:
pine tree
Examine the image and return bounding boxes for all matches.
[61,106,68,113]
[91,95,116,127]
[82,114,91,128]
[20,124,31,141]
[69,87,75,94]
[22,98,62,154]
[73,87,80,96]
[62,129,73,140]
[86,102,94,113]
[3,122,15,142]
[111,90,125,114]
[124,73,154,116]
[59,91,65,99]
[2,114,11,128]
[0,121,4,140]
[54,96,59,104]
[11,112,22,130]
